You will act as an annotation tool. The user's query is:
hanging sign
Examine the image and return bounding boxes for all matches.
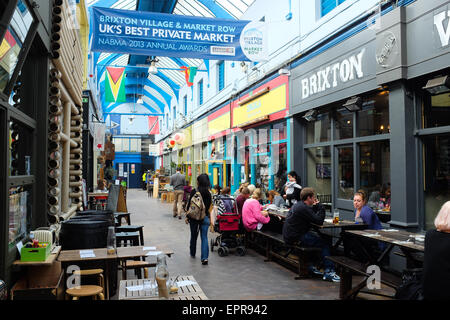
[93,123,106,152]
[91,7,268,61]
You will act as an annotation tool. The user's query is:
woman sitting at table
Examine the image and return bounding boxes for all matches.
[354,189,383,230]
[242,188,270,232]
[423,201,450,300]
[267,190,285,208]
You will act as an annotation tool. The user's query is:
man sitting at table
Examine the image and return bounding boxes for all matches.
[282,187,340,282]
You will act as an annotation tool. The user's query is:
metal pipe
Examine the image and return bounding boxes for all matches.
[60,205,78,221]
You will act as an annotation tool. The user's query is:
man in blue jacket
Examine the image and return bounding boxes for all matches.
[282,187,340,282]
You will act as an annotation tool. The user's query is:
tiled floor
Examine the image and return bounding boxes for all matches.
[112,189,394,300]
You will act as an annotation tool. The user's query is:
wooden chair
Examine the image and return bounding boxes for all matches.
[116,232,153,280]
[66,269,105,300]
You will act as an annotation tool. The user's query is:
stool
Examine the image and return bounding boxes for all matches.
[66,268,105,300]
[114,212,131,226]
[115,225,144,246]
[66,285,105,300]
[116,231,140,247]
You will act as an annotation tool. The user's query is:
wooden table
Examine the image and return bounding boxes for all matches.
[116,246,174,259]
[345,229,424,267]
[118,275,208,300]
[57,248,117,300]
[268,211,367,253]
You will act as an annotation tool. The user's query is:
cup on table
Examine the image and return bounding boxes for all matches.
[333,209,340,224]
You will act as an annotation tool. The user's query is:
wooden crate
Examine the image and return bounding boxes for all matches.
[10,262,65,300]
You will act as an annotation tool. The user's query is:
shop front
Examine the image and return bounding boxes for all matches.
[192,116,209,188]
[289,0,450,229]
[207,103,231,189]
[231,75,289,195]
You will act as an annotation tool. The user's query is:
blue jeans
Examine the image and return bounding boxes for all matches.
[300,231,334,271]
[189,216,210,261]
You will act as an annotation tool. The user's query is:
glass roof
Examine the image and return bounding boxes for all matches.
[89,0,256,114]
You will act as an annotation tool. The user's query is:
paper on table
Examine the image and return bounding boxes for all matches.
[79,250,96,258]
[177,280,197,287]
[143,247,157,251]
[364,233,381,238]
[382,229,399,232]
[146,251,162,256]
[393,240,412,245]
[324,218,333,223]
[127,282,157,291]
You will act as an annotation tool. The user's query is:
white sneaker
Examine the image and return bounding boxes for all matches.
[323,270,341,283]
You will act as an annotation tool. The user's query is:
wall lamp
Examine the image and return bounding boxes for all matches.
[303,109,318,122]
[343,96,362,112]
[423,75,450,95]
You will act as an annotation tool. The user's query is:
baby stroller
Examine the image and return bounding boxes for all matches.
[210,195,246,256]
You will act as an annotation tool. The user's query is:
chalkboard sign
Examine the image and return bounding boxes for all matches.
[106,184,120,211]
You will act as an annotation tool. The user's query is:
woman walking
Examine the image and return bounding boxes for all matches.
[186,173,213,265]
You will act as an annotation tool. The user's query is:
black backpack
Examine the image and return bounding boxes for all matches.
[395,268,424,300]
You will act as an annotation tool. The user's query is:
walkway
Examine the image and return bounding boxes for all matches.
[114,188,341,300]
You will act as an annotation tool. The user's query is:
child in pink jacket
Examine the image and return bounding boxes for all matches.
[242,188,270,232]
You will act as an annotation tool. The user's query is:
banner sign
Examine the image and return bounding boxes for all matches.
[93,123,106,152]
[149,144,159,156]
[91,7,267,61]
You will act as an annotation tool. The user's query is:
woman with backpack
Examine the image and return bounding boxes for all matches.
[185,173,213,265]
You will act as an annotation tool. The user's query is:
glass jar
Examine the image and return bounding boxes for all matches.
[106,226,116,255]
[155,254,169,299]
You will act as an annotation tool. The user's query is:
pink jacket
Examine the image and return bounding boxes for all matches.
[242,199,270,231]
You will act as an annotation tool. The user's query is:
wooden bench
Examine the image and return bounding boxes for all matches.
[248,230,321,279]
[326,255,402,300]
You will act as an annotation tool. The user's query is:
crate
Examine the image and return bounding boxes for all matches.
[11,263,65,300]
[20,243,51,262]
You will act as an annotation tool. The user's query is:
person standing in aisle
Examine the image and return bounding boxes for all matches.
[185,173,213,265]
[142,171,147,190]
[170,166,186,219]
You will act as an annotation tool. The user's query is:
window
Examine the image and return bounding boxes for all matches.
[321,0,346,17]
[184,95,187,115]
[423,134,450,230]
[422,91,450,129]
[337,146,354,200]
[358,91,390,137]
[306,112,331,144]
[306,146,332,199]
[198,79,203,105]
[335,108,353,140]
[218,61,225,91]
[359,140,391,210]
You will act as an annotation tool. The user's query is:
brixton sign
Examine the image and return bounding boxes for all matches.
[300,48,366,100]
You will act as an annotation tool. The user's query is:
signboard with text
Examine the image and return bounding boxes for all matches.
[91,7,268,61]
